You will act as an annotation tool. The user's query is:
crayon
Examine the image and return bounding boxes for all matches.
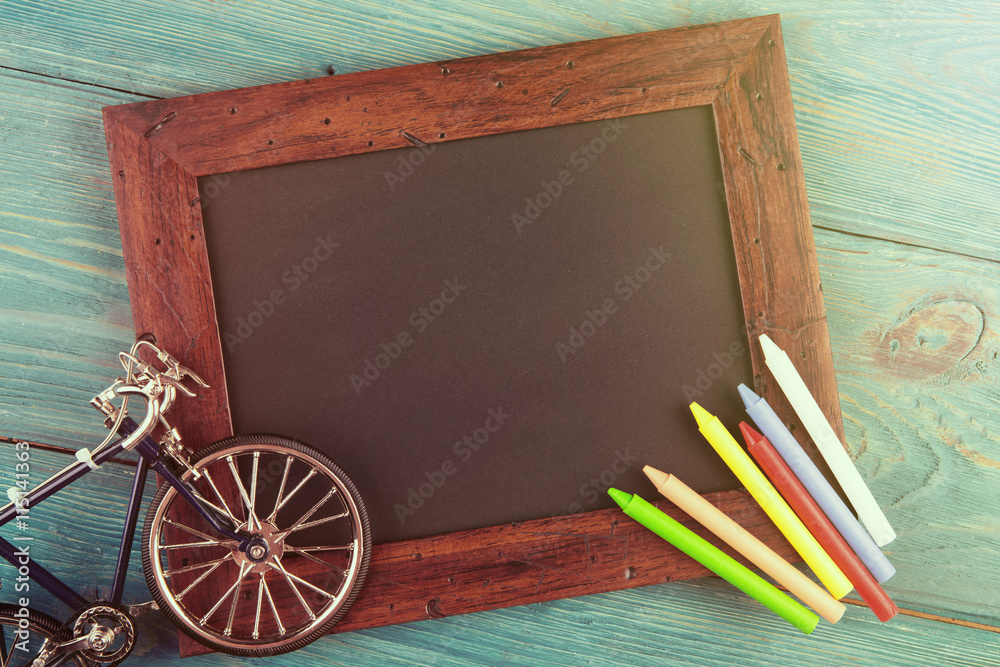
[759,334,896,546]
[690,402,852,599]
[608,488,819,634]
[643,466,845,624]
[738,383,895,583]
[741,422,898,622]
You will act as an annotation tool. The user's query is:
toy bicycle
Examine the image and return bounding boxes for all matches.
[0,340,371,665]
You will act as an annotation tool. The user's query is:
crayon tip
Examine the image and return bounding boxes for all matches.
[689,402,714,428]
[738,421,764,446]
[607,488,632,511]
[737,383,761,409]
[758,333,783,359]
[642,465,670,489]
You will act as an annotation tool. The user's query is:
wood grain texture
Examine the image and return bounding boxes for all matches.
[2,1,996,260]
[127,578,1000,666]
[0,70,139,447]
[2,0,999,663]
[813,227,1000,626]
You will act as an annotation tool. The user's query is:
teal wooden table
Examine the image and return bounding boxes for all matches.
[2,1,999,664]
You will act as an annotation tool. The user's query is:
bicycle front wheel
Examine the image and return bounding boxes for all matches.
[141,434,370,656]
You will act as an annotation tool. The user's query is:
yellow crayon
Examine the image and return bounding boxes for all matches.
[689,402,853,599]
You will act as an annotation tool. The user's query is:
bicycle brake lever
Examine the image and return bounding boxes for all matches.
[177,364,209,389]
[156,374,199,398]
[155,349,209,389]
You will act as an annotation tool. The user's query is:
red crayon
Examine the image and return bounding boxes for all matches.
[740,422,898,622]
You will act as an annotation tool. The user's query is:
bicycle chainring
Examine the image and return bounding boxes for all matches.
[69,603,136,666]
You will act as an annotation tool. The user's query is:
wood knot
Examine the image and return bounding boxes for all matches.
[876,298,984,378]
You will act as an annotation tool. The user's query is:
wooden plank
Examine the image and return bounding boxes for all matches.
[0,70,140,447]
[2,1,998,261]
[126,579,1000,666]
[814,226,1000,626]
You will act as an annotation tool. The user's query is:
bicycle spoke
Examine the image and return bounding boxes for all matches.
[286,544,354,553]
[160,517,237,549]
[176,554,234,601]
[278,489,336,536]
[273,469,316,517]
[188,488,233,524]
[278,510,350,537]
[227,455,260,531]
[253,574,265,640]
[224,562,249,637]
[261,574,286,636]
[282,544,347,576]
[267,456,293,523]
[161,540,227,550]
[268,558,317,620]
[249,453,260,530]
[165,555,233,577]
[200,561,250,625]
[201,469,240,526]
[269,559,337,600]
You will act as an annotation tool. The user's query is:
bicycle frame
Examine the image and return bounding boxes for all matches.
[0,416,252,612]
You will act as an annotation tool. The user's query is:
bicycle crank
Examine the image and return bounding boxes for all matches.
[69,603,136,665]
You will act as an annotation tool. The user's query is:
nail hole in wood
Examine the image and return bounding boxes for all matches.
[229,107,237,114]
[325,65,336,75]
[367,140,374,147]
[439,132,445,138]
[267,139,274,145]
[440,66,450,75]
[323,118,330,125]
[566,60,574,68]
[776,163,785,171]
[154,238,161,245]
[496,81,504,88]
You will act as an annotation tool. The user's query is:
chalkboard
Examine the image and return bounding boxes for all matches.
[200,105,749,544]
[104,14,847,649]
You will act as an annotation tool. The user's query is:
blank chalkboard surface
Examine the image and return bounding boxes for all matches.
[106,15,846,640]
[200,105,751,543]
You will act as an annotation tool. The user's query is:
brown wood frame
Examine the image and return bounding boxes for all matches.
[103,14,843,653]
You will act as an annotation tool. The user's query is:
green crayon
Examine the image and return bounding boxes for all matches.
[608,488,819,634]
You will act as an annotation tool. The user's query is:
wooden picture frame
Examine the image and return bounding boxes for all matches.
[103,14,843,652]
